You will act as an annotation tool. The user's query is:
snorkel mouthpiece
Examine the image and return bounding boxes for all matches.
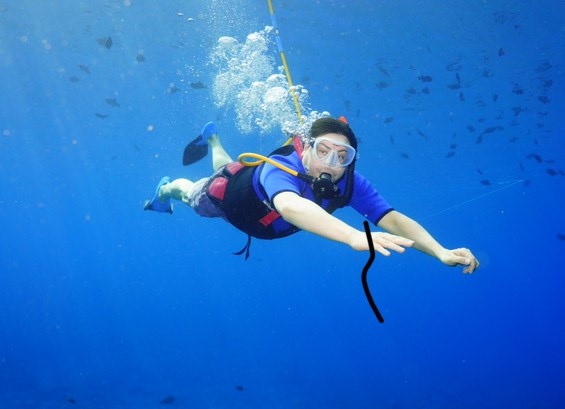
[312,172,340,199]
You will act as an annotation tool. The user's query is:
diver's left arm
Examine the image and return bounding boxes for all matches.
[377,210,479,273]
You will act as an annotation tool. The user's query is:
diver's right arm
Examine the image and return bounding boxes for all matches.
[272,191,413,255]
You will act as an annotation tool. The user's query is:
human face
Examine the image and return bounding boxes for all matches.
[302,133,353,181]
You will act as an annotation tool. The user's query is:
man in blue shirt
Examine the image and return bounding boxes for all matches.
[145,117,479,273]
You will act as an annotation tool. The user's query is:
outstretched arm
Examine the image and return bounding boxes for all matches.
[273,192,414,256]
[377,210,479,273]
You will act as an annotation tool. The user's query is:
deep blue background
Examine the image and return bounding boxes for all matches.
[1,1,564,408]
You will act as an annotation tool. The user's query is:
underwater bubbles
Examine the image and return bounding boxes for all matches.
[210,27,310,135]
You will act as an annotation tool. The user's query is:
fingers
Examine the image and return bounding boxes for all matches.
[453,248,480,273]
[372,233,414,256]
[463,257,479,273]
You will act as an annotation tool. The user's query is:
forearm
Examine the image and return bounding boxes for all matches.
[378,211,446,258]
[273,192,358,245]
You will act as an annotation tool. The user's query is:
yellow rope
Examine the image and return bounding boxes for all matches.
[266,0,303,125]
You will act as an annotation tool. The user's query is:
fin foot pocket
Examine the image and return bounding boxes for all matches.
[144,176,173,214]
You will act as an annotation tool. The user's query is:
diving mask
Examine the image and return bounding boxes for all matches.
[312,137,356,167]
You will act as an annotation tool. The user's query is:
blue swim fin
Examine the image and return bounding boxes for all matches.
[182,122,217,166]
[144,176,173,214]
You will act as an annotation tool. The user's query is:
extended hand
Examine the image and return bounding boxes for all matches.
[439,248,480,274]
[350,231,414,256]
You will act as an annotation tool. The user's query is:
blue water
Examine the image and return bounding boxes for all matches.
[1,1,564,408]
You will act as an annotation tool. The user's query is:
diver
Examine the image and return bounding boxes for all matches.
[144,116,479,272]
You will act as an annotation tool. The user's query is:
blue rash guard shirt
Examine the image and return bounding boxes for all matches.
[254,150,394,236]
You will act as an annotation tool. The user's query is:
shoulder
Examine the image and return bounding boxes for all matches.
[351,170,373,193]
[259,151,306,199]
[269,149,303,168]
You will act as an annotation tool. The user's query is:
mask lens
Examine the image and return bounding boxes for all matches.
[313,138,356,167]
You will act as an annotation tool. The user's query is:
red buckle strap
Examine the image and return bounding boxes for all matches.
[259,209,281,227]
[207,176,228,201]
[226,162,244,175]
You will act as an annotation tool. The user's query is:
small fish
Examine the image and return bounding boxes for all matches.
[546,168,558,176]
[447,83,461,90]
[189,81,207,89]
[78,64,90,74]
[482,126,498,135]
[378,66,390,77]
[477,169,483,175]
[167,84,180,94]
[445,151,455,158]
[384,117,394,124]
[498,47,505,56]
[467,125,475,132]
[66,397,76,404]
[421,87,430,94]
[400,152,410,159]
[512,84,524,95]
[475,135,483,144]
[68,76,80,83]
[450,143,457,149]
[537,95,550,104]
[493,11,517,24]
[526,153,543,163]
[480,179,492,186]
[536,61,552,73]
[446,60,462,72]
[557,234,565,241]
[376,81,389,90]
[160,395,175,405]
[540,78,553,89]
[235,385,245,391]
[417,75,433,83]
[105,98,120,107]
[459,91,465,101]
[416,129,428,140]
[95,113,109,119]
[483,67,494,78]
[136,53,145,62]
[97,36,113,49]
[492,94,499,102]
